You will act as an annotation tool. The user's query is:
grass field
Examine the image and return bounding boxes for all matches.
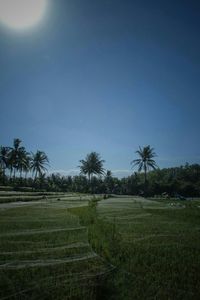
[0,193,113,299]
[0,191,200,299]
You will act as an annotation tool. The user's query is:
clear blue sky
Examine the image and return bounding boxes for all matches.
[0,0,200,177]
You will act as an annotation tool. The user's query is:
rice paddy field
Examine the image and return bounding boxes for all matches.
[0,190,200,299]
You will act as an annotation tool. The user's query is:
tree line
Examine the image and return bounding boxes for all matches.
[0,138,49,182]
[1,138,200,197]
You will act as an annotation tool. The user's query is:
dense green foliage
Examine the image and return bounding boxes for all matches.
[1,138,200,197]
[1,164,200,197]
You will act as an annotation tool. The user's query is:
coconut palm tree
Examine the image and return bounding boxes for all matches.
[18,149,31,179]
[9,138,24,179]
[23,153,31,179]
[106,170,112,178]
[79,152,105,182]
[7,151,14,180]
[131,145,157,195]
[31,151,49,180]
[104,170,114,193]
[0,146,10,181]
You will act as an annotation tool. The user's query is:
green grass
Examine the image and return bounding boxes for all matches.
[0,194,110,299]
[71,196,200,299]
[1,193,200,299]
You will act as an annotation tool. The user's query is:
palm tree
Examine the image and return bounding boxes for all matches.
[105,170,113,193]
[7,151,14,180]
[9,138,24,179]
[106,170,112,178]
[31,151,49,180]
[18,149,31,179]
[79,152,105,182]
[0,146,10,181]
[23,153,31,179]
[131,145,157,195]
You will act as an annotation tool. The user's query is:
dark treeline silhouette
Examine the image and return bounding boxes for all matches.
[1,165,200,197]
[0,138,49,184]
[1,139,200,197]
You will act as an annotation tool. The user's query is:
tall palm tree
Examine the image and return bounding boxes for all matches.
[23,153,31,179]
[9,138,24,179]
[0,146,10,180]
[18,149,31,179]
[7,151,14,180]
[106,170,112,178]
[105,170,113,194]
[31,151,49,180]
[131,145,157,194]
[79,152,105,182]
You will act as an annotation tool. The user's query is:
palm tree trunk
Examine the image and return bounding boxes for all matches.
[9,168,13,183]
[13,168,16,180]
[88,173,93,194]
[2,167,6,185]
[144,164,147,197]
[35,171,38,181]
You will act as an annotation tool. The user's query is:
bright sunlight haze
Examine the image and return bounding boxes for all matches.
[0,0,47,30]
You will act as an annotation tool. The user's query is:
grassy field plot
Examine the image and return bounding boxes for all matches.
[1,193,200,299]
[95,196,200,299]
[0,193,112,300]
[0,191,88,204]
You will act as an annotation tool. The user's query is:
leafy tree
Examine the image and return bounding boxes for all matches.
[79,152,105,181]
[31,151,49,180]
[131,145,157,195]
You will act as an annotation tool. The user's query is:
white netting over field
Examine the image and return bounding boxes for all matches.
[0,193,114,299]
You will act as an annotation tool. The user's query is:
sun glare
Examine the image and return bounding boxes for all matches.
[0,0,47,30]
